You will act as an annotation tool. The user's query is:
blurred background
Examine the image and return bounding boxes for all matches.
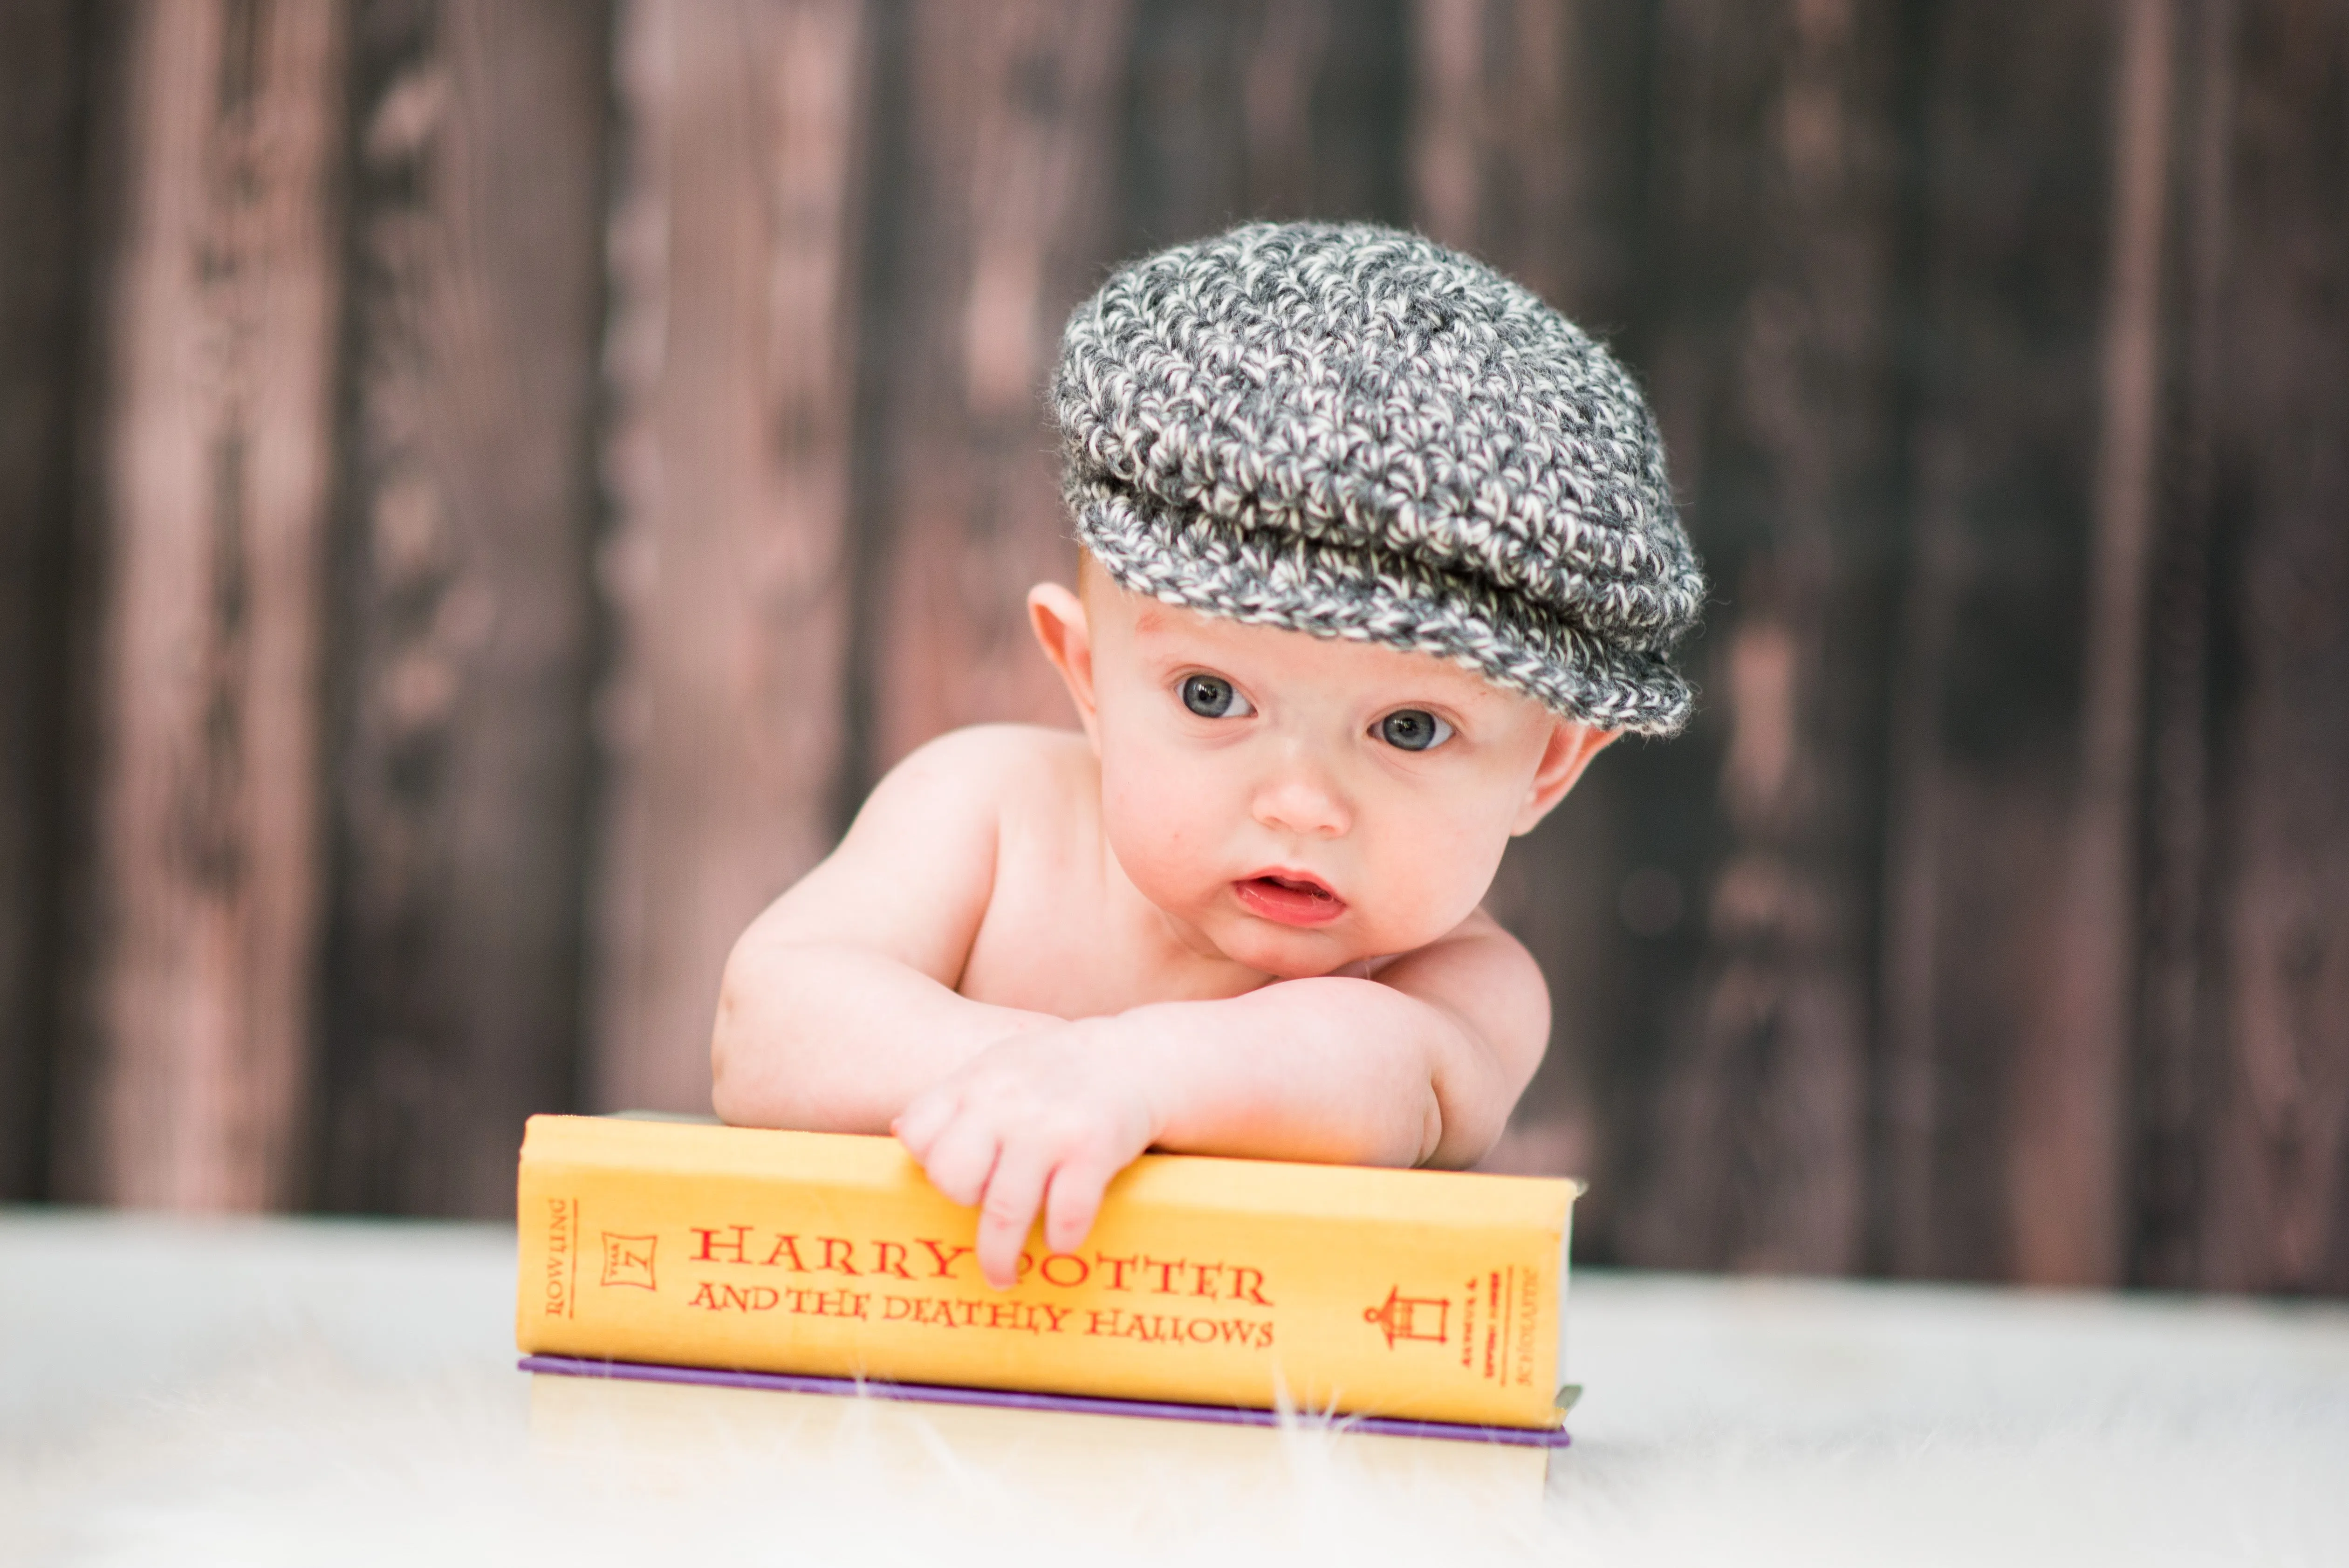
[0,0,2341,1294]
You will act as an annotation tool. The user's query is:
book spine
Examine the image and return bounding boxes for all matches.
[517,1137,1566,1429]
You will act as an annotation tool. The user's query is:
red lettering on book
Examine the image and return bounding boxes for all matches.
[1514,1267,1539,1384]
[1141,1256,1186,1294]
[818,1237,859,1274]
[1039,1252,1089,1287]
[1485,1269,1502,1380]
[692,1225,751,1264]
[1499,1265,1515,1383]
[904,1296,958,1328]
[917,1239,972,1280]
[689,1281,780,1311]
[1079,1307,1271,1349]
[874,1294,1070,1334]
[544,1197,573,1317]
[781,1287,869,1319]
[871,1240,915,1280]
[1096,1253,1139,1290]
[1229,1266,1271,1306]
[763,1234,808,1270]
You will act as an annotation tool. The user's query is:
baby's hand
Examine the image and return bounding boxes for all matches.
[892,1020,1158,1289]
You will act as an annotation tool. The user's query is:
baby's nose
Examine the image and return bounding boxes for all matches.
[1250,755,1352,838]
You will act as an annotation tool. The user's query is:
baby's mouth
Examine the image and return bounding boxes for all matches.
[1233,872,1347,928]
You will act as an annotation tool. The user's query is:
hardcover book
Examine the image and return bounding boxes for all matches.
[514,1114,1580,1430]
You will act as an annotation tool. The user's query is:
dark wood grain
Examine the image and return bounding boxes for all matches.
[1119,0,1407,249]
[0,0,93,1201]
[1607,0,1903,1275]
[312,0,610,1217]
[855,0,1135,779]
[2129,0,2235,1291]
[55,0,345,1210]
[1408,0,1648,318]
[589,0,871,1116]
[2196,0,2349,1293]
[1872,0,2116,1282]
[2011,0,2177,1287]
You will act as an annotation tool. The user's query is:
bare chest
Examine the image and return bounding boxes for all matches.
[956,805,1258,1021]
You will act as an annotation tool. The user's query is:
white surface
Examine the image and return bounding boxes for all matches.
[6,1209,2347,1566]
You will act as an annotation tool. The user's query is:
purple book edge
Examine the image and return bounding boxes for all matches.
[520,1354,1572,1450]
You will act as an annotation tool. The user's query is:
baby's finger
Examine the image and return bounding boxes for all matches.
[976,1143,1052,1290]
[891,1088,957,1160]
[916,1115,1000,1210]
[1041,1154,1117,1256]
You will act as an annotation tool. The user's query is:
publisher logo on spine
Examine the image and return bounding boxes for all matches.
[1363,1270,1539,1388]
[1363,1285,1449,1348]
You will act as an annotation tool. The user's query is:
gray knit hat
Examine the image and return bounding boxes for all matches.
[1051,221,1704,735]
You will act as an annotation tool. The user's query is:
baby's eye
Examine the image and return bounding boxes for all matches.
[1377,709,1453,752]
[1179,673,1253,719]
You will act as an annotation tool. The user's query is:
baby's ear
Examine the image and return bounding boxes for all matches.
[1512,719,1616,835]
[1027,582,1100,745]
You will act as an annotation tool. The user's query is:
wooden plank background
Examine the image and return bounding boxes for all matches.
[313,0,610,1216]
[0,0,2341,1289]
[52,0,346,1211]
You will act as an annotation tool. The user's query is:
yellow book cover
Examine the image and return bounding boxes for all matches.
[515,1114,1579,1430]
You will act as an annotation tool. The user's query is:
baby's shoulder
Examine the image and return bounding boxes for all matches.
[874,723,1094,821]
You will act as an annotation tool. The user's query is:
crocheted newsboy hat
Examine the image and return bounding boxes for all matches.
[1051,221,1705,735]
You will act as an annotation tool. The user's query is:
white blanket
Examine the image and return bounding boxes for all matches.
[6,1213,2344,1567]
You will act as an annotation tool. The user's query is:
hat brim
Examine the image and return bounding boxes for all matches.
[1072,480,1695,736]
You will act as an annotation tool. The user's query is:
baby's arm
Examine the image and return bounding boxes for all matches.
[1155,920,1550,1169]
[894,918,1547,1285]
[710,729,1057,1132]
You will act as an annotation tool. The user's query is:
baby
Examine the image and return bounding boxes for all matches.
[712,222,1703,1288]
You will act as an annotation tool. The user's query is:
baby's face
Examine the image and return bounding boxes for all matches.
[1035,566,1609,980]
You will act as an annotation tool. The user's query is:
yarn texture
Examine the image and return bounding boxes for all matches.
[1052,221,1705,735]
